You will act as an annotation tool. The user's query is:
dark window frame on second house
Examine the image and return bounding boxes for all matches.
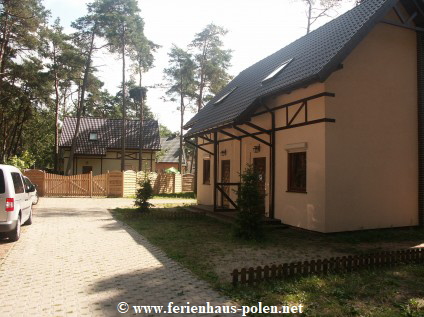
[287,151,307,193]
[203,159,211,185]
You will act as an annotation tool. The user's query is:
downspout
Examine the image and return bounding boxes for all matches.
[417,32,424,227]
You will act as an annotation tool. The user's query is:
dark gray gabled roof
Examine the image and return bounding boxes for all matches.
[59,117,161,155]
[184,0,399,136]
[158,136,186,164]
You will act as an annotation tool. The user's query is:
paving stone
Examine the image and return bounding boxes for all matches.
[0,198,236,316]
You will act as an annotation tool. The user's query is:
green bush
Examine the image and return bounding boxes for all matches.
[233,164,263,240]
[6,150,35,171]
[134,178,154,212]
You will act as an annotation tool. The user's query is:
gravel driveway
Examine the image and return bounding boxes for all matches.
[0,198,232,317]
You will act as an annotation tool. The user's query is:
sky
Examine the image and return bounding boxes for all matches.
[43,0,355,132]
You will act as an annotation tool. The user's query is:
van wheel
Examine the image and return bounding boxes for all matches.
[8,215,21,242]
[25,208,33,226]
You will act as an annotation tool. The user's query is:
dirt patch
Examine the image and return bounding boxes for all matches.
[212,246,351,282]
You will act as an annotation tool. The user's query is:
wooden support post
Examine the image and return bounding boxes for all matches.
[213,131,218,212]
[194,137,198,195]
[270,111,276,219]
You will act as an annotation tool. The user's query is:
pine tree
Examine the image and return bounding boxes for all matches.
[163,46,196,173]
[190,24,232,111]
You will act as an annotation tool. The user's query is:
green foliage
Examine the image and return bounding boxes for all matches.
[0,0,50,164]
[134,178,154,213]
[163,45,197,105]
[6,151,35,170]
[159,124,176,137]
[234,164,264,240]
[190,23,232,110]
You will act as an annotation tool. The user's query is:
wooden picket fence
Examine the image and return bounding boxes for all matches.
[24,169,124,197]
[24,169,194,197]
[231,247,424,286]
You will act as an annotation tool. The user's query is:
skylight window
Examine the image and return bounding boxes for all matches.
[89,132,98,141]
[214,86,237,105]
[262,58,293,83]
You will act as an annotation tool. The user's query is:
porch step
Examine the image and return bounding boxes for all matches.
[184,205,288,229]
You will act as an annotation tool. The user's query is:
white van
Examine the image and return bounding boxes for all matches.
[0,164,33,241]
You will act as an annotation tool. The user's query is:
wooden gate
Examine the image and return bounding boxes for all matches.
[42,172,114,197]
[92,174,108,196]
[45,173,91,197]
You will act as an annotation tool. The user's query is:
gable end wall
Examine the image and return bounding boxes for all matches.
[325,21,418,232]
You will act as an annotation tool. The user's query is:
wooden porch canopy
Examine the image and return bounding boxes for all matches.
[185,92,336,217]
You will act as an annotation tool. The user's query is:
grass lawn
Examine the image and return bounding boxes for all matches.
[152,192,196,199]
[112,207,424,316]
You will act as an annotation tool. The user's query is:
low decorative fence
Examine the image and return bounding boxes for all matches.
[231,247,424,286]
[24,169,195,197]
[139,210,206,219]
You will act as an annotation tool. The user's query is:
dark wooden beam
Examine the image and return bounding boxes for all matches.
[288,101,306,126]
[185,139,214,156]
[393,4,406,24]
[199,135,213,143]
[218,137,238,143]
[270,111,275,219]
[253,92,335,117]
[406,11,418,25]
[381,19,424,32]
[413,0,424,17]
[233,126,271,147]
[275,118,335,132]
[219,129,241,140]
[216,185,238,209]
[245,122,270,135]
[213,131,218,212]
[194,137,198,195]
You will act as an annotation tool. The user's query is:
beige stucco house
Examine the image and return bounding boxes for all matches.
[59,117,161,175]
[184,0,424,233]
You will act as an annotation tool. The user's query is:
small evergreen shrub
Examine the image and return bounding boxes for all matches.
[233,164,264,240]
[135,177,154,212]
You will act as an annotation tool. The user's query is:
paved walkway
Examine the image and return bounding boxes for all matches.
[0,198,234,317]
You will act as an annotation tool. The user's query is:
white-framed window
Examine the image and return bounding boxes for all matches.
[262,58,293,83]
[89,132,98,141]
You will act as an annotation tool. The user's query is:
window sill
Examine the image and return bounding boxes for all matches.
[286,190,307,194]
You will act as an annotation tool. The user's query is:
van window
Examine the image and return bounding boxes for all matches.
[11,172,24,194]
[0,170,4,194]
[23,177,32,192]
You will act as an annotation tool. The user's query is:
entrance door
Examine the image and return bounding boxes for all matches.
[221,160,230,208]
[253,157,266,214]
[82,166,92,174]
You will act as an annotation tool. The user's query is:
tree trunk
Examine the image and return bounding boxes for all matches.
[306,0,312,34]
[179,62,184,173]
[197,39,208,112]
[65,26,96,176]
[138,69,144,172]
[179,97,184,173]
[121,27,126,172]
[53,48,60,171]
